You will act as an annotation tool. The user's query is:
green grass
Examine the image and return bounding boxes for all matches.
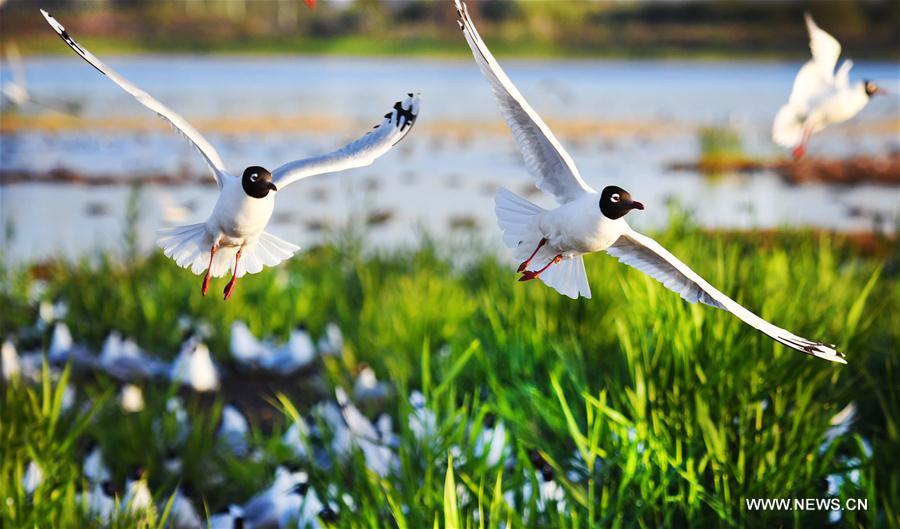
[1,218,898,528]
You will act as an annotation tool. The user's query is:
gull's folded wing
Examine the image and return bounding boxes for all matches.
[271,93,420,190]
[40,10,228,187]
[606,230,846,363]
[455,0,595,204]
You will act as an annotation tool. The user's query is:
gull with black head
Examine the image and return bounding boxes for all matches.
[773,13,887,159]
[41,10,420,300]
[455,0,845,364]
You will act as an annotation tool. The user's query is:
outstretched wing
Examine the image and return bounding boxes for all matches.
[805,13,842,82]
[40,9,228,187]
[6,41,26,91]
[271,93,420,190]
[454,0,594,204]
[606,230,846,364]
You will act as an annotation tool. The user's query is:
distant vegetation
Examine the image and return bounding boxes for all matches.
[2,0,898,58]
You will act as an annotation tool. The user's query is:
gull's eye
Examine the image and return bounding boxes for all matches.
[610,193,621,203]
[250,173,259,182]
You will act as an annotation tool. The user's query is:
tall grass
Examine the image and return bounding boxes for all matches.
[0,219,897,528]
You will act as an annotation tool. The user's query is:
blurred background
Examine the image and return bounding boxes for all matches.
[1,0,898,262]
[2,2,900,528]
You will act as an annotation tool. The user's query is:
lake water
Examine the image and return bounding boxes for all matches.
[1,56,898,263]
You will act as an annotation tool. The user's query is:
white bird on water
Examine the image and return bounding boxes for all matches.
[41,10,420,300]
[772,13,886,159]
[454,0,846,364]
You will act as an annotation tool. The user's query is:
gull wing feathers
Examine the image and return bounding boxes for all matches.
[606,230,846,364]
[271,93,420,190]
[454,0,595,204]
[6,42,26,92]
[834,59,853,90]
[805,13,842,82]
[40,10,228,188]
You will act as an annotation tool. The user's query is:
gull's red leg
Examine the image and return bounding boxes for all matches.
[792,128,811,159]
[519,254,562,282]
[201,245,217,296]
[223,248,243,301]
[518,238,548,273]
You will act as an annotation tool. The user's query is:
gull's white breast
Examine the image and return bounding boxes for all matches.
[538,194,628,255]
[808,85,869,130]
[207,179,275,245]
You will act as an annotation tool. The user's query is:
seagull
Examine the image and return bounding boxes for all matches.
[472,413,509,467]
[218,405,250,456]
[100,331,166,380]
[1,339,20,381]
[352,365,390,402]
[41,10,421,300]
[1,42,29,108]
[119,384,145,413]
[408,390,437,442]
[334,388,397,477]
[83,443,111,484]
[240,467,308,529]
[124,468,155,516]
[316,322,344,357]
[772,13,886,159]
[208,505,245,529]
[78,480,117,522]
[230,320,268,368]
[22,461,43,495]
[168,486,203,529]
[169,337,220,392]
[454,0,846,364]
[260,326,317,374]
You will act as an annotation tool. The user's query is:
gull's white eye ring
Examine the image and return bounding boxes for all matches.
[250,173,259,182]
[610,193,621,203]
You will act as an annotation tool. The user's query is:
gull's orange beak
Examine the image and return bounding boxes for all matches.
[630,201,644,211]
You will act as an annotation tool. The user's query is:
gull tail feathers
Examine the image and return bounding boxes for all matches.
[233,232,300,279]
[157,226,299,278]
[494,187,591,299]
[538,256,591,300]
[772,102,806,148]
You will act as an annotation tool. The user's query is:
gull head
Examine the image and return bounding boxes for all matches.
[864,80,885,97]
[599,185,644,220]
[242,166,277,199]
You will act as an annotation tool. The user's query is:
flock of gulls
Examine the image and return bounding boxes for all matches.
[1,1,887,526]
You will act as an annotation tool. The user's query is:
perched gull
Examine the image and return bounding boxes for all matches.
[83,443,111,484]
[353,365,390,402]
[100,331,166,380]
[1,339,20,381]
[240,466,309,529]
[119,384,145,413]
[260,326,317,375]
[316,322,344,357]
[168,487,203,529]
[124,469,155,516]
[170,338,220,392]
[230,320,268,368]
[772,13,886,159]
[218,404,250,457]
[454,0,846,364]
[42,9,420,300]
